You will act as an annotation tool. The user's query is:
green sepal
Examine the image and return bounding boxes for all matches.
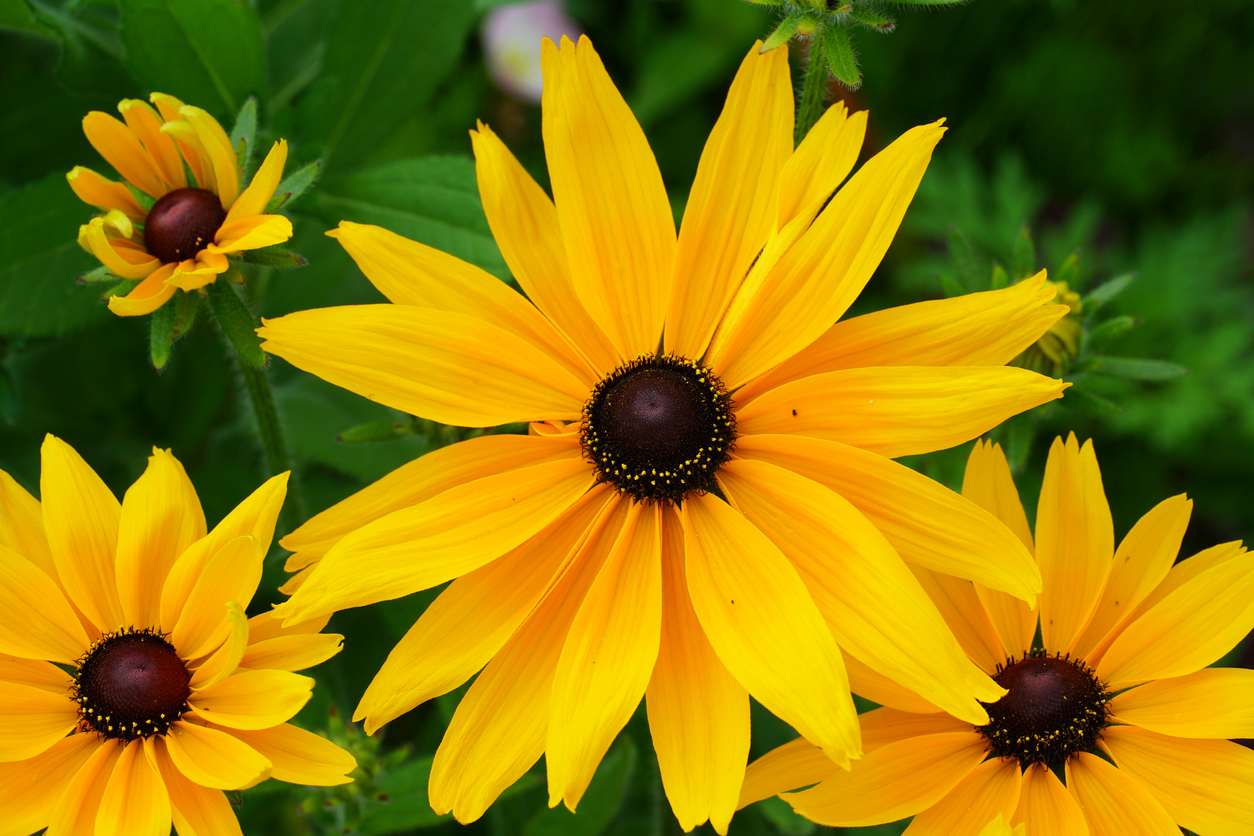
[149,295,177,370]
[851,7,895,31]
[230,96,258,181]
[77,265,117,284]
[1085,315,1136,352]
[1012,224,1036,280]
[761,10,804,52]
[1091,356,1188,381]
[938,273,966,298]
[990,262,1010,290]
[821,22,860,88]
[207,278,266,368]
[1085,272,1135,309]
[101,279,139,300]
[173,289,200,339]
[947,226,982,291]
[1061,386,1124,417]
[237,246,309,270]
[266,160,322,212]
[336,419,414,443]
[1054,250,1080,290]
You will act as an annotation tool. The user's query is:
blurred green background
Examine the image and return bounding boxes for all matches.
[0,0,1251,834]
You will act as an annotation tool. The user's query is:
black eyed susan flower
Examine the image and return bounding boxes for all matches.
[260,36,1068,832]
[69,93,291,317]
[742,435,1254,835]
[0,436,355,835]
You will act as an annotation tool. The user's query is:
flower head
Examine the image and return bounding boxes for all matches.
[0,436,355,834]
[260,36,1068,832]
[69,94,292,317]
[742,435,1254,835]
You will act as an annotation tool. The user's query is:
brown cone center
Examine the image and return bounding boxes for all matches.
[75,629,190,741]
[144,187,226,264]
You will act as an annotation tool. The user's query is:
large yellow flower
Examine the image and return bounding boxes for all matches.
[68,93,292,317]
[742,436,1254,835]
[260,37,1067,832]
[0,436,355,836]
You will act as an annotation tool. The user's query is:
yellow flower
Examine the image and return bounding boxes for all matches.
[68,93,292,317]
[1012,279,1083,377]
[260,36,1067,832]
[0,436,355,835]
[742,435,1254,835]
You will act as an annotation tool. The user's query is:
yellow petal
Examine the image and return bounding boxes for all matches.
[1074,493,1191,662]
[734,434,1041,605]
[860,707,972,754]
[1115,540,1246,628]
[178,107,238,207]
[0,733,97,836]
[665,43,792,360]
[189,669,312,730]
[108,263,179,317]
[718,458,1002,724]
[470,122,620,375]
[82,111,169,198]
[905,756,1022,836]
[280,458,593,625]
[259,305,586,426]
[0,544,91,662]
[548,501,662,810]
[170,536,264,659]
[0,654,74,693]
[784,732,987,826]
[226,139,287,222]
[227,724,356,786]
[541,36,674,359]
[739,737,834,810]
[81,215,161,279]
[329,221,595,385]
[245,610,331,643]
[1065,751,1180,835]
[211,213,292,253]
[151,741,244,836]
[188,601,249,689]
[44,735,123,836]
[165,721,271,790]
[708,121,945,389]
[1102,725,1254,835]
[735,272,1064,405]
[66,166,147,220]
[909,567,1007,676]
[429,497,628,824]
[0,682,79,762]
[775,103,865,230]
[118,99,185,190]
[845,654,945,715]
[681,493,859,767]
[39,435,124,632]
[0,469,53,579]
[116,448,206,630]
[1096,549,1254,688]
[1110,667,1254,739]
[735,366,1066,459]
[239,633,342,673]
[96,739,170,836]
[1011,762,1089,836]
[355,485,614,733]
[647,505,749,834]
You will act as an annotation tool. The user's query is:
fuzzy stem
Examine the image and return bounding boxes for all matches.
[794,36,829,145]
[232,342,307,527]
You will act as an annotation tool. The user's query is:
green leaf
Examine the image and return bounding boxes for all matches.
[1060,385,1124,417]
[230,96,257,180]
[990,262,1009,290]
[759,796,817,835]
[308,156,508,279]
[77,265,116,284]
[0,173,109,337]
[947,226,982,291]
[938,273,965,298]
[1085,315,1136,352]
[266,160,321,212]
[761,10,803,51]
[294,0,476,171]
[1085,272,1135,308]
[1012,223,1036,280]
[525,736,637,836]
[205,279,264,367]
[850,7,895,32]
[236,246,308,269]
[820,23,860,89]
[357,756,540,835]
[25,0,134,100]
[336,418,413,443]
[1054,250,1080,290]
[3,0,50,35]
[149,295,176,370]
[118,0,265,120]
[1092,356,1189,381]
[172,287,199,338]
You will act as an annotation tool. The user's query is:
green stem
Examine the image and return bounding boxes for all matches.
[238,360,289,478]
[795,36,829,145]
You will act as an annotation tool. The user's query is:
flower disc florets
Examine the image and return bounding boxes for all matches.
[581,354,736,504]
[72,626,191,742]
[144,187,228,264]
[977,649,1110,768]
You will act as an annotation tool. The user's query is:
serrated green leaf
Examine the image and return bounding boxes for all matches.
[1085,315,1136,352]
[118,0,265,120]
[525,737,636,836]
[1093,356,1189,381]
[1060,386,1124,417]
[820,23,860,89]
[947,226,982,290]
[230,96,257,180]
[1086,272,1135,308]
[206,279,264,368]
[266,160,321,212]
[1012,223,1036,280]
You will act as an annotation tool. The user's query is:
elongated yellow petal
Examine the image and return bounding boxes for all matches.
[0,544,91,662]
[845,654,944,715]
[1110,667,1254,739]
[648,505,748,834]
[739,737,834,810]
[909,567,1007,675]
[1066,751,1180,835]
[44,735,122,836]
[784,732,986,826]
[775,103,865,230]
[151,742,244,836]
[118,99,185,190]
[96,739,170,836]
[245,611,331,644]
[211,214,292,253]
[0,733,97,836]
[189,601,248,689]
[429,498,627,824]
[228,724,356,786]
[1117,540,1246,625]
[734,434,1041,605]
[541,36,674,359]
[736,366,1066,459]
[665,43,791,359]
[0,654,73,694]
[81,216,160,279]
[355,485,613,733]
[329,221,595,385]
[165,721,270,790]
[860,707,972,754]
[82,111,169,198]
[682,493,859,767]
[108,263,180,317]
[179,107,238,207]
[260,305,586,426]
[278,458,594,625]
[0,682,80,762]
[40,435,124,632]
[708,121,944,389]
[1011,762,1089,836]
[189,670,312,730]
[239,633,342,673]
[719,459,1002,724]
[906,757,1022,836]
[227,140,287,222]
[170,536,263,660]
[471,121,621,375]
[67,166,147,220]
[0,470,52,578]
[548,501,662,810]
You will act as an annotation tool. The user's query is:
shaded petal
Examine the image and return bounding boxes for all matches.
[239,633,342,674]
[259,305,586,426]
[1102,725,1254,835]
[189,669,312,730]
[0,468,53,577]
[80,215,160,280]
[211,213,292,252]
[1115,540,1246,626]
[1110,667,1254,739]
[0,733,97,836]
[682,493,859,767]
[910,567,1007,675]
[226,139,287,222]
[665,43,792,359]
[0,682,79,762]
[355,485,613,734]
[0,544,91,662]
[785,732,987,827]
[0,654,74,693]
[471,122,620,375]
[542,36,675,359]
[228,724,356,786]
[845,653,945,715]
[44,736,122,836]
[904,756,1021,836]
[246,611,331,644]
[735,366,1066,459]
[117,99,185,189]
[108,263,179,317]
[1065,751,1179,836]
[1011,763,1089,836]
[734,434,1041,605]
[718,458,1002,725]
[152,740,243,836]
[188,601,248,689]
[82,111,169,198]
[735,273,1064,405]
[739,737,834,810]
[278,457,594,625]
[165,721,271,790]
[178,107,238,207]
[707,121,945,389]
[860,707,973,754]
[775,102,865,230]
[648,505,749,835]
[96,738,170,836]
[429,497,628,824]
[170,536,263,660]
[67,166,147,220]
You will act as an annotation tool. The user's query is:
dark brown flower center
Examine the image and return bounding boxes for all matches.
[581,354,735,504]
[144,187,226,264]
[73,628,191,741]
[977,650,1110,768]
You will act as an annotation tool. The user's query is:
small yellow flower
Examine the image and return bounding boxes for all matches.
[69,94,292,317]
[1013,279,1083,376]
[0,436,355,834]
[741,435,1254,835]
